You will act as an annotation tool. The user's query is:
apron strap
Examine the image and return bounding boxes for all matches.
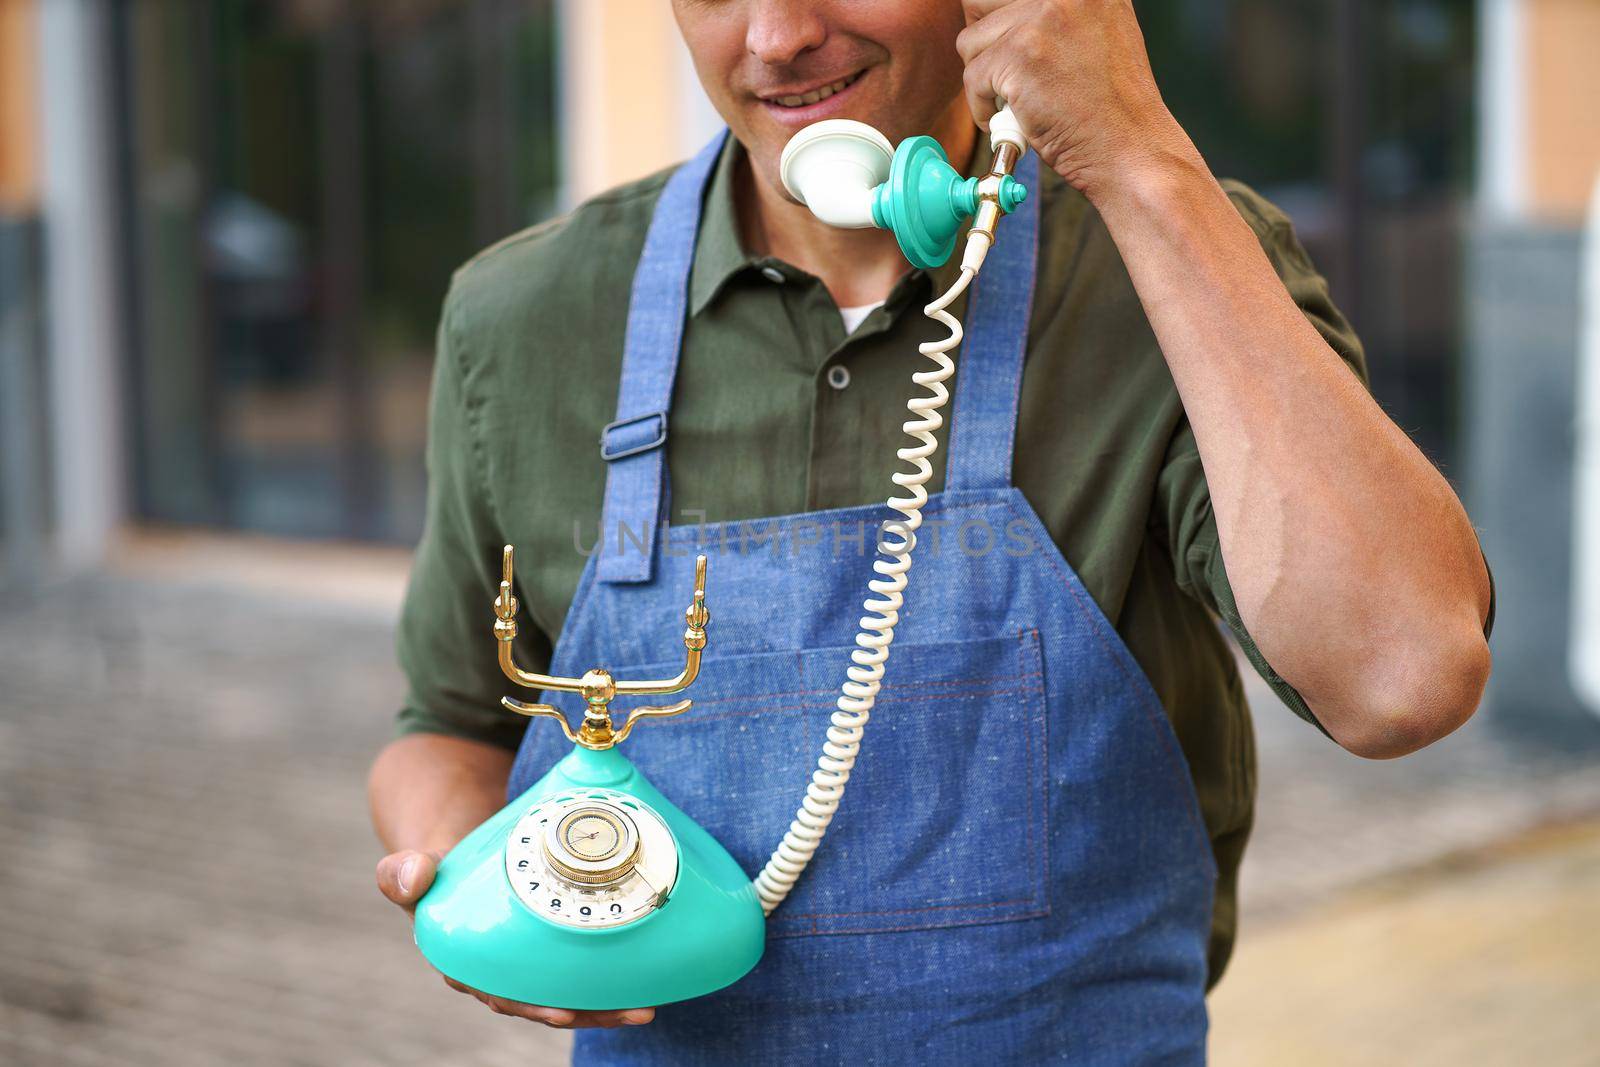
[944,151,1041,493]
[596,135,1036,581]
[596,130,728,584]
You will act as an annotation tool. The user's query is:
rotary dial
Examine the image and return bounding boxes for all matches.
[562,810,625,860]
[545,804,640,884]
[505,789,678,929]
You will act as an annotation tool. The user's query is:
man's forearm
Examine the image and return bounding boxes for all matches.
[369,733,514,855]
[1086,131,1492,758]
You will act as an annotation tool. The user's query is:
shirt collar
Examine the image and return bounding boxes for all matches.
[687,129,997,318]
[688,135,751,316]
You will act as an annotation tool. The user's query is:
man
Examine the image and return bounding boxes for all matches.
[371,0,1493,1060]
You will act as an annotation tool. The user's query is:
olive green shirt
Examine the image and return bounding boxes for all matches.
[394,134,1369,983]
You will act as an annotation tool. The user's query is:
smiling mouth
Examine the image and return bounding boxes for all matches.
[763,70,865,109]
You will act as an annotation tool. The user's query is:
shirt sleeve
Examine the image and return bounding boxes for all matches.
[393,279,546,751]
[1154,181,1494,732]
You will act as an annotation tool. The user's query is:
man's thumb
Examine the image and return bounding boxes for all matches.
[377,849,440,908]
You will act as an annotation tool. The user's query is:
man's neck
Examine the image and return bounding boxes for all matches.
[735,114,979,308]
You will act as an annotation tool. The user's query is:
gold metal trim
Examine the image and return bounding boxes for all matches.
[494,549,710,749]
[968,141,1021,249]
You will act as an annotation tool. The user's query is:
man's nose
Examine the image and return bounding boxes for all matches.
[745,0,828,66]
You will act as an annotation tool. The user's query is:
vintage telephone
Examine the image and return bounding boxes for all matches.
[412,108,1032,1009]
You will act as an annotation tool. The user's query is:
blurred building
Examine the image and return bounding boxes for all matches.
[0,0,721,570]
[1466,0,1600,728]
[1,0,1597,721]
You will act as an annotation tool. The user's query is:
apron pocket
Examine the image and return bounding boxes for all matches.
[617,628,1050,938]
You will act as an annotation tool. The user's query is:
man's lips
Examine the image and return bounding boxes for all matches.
[757,69,865,109]
[754,69,870,127]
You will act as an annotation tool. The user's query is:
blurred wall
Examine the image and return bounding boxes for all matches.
[0,0,38,211]
[1469,0,1600,729]
[557,0,721,205]
[38,0,125,571]
[1,0,48,583]
[2,0,722,575]
[1524,0,1600,219]
[1,0,127,584]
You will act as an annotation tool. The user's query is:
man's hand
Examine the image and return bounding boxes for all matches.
[369,735,658,1028]
[959,0,1491,757]
[376,847,656,1029]
[957,0,1190,200]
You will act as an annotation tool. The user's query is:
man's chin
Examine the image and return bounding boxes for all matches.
[740,106,884,161]
[729,135,789,204]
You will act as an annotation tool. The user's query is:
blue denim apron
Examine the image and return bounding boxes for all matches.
[507,133,1216,1064]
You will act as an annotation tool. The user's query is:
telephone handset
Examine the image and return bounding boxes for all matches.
[411,110,1032,1010]
[779,105,1029,271]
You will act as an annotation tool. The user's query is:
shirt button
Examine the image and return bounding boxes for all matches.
[760,266,786,284]
[826,365,851,391]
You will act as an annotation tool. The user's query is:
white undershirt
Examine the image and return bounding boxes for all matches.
[839,301,884,335]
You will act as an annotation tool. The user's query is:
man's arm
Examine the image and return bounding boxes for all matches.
[370,733,512,857]
[368,734,652,1027]
[374,280,653,1028]
[1094,150,1490,758]
[959,0,1491,757]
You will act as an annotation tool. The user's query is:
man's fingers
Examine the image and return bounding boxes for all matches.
[474,992,578,1026]
[574,1008,655,1028]
[517,1006,652,1029]
[439,975,653,1029]
[955,3,1021,62]
[962,0,1017,18]
[375,849,440,910]
[963,52,1002,131]
[957,2,1032,130]
[393,847,653,1030]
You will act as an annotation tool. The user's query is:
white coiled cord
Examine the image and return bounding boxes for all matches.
[753,265,978,914]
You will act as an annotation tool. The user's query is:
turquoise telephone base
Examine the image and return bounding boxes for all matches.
[413,745,767,1010]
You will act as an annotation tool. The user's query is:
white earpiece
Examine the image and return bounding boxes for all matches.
[989,105,1026,155]
[778,119,893,229]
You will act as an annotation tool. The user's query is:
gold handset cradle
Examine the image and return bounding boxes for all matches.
[493,546,710,750]
[413,546,768,1008]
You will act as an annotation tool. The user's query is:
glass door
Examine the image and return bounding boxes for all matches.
[1143,0,1476,471]
[115,0,559,542]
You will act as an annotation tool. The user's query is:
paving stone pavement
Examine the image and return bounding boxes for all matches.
[1211,818,1600,1065]
[0,570,569,1067]
[3,556,1598,1065]
[1237,652,1600,923]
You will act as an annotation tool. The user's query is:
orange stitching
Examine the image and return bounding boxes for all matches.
[671,690,1035,726]
[747,627,1053,932]
[608,669,1046,708]
[769,907,1052,939]
[782,895,1037,919]
[1016,499,1214,855]
[671,677,1044,716]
